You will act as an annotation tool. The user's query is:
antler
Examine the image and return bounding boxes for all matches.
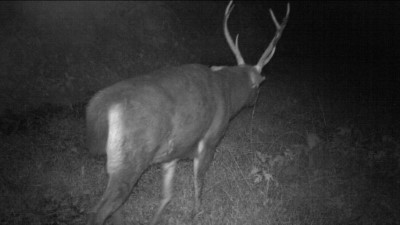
[255,3,290,72]
[224,0,245,65]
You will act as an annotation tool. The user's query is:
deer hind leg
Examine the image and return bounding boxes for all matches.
[87,163,145,225]
[193,139,217,217]
[109,209,124,225]
[151,159,178,225]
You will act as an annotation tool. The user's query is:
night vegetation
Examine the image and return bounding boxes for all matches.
[1,2,399,225]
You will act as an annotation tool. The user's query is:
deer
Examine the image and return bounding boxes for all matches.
[86,1,290,224]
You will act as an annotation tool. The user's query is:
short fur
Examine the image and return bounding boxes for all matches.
[86,1,289,223]
[86,64,260,225]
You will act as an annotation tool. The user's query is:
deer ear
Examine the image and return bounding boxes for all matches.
[250,71,265,88]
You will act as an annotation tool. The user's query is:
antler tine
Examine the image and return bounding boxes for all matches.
[255,3,290,72]
[224,0,245,65]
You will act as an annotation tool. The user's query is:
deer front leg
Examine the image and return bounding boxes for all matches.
[150,159,178,225]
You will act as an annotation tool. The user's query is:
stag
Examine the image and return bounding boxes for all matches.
[86,1,290,224]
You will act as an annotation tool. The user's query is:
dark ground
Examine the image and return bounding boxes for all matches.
[0,1,399,225]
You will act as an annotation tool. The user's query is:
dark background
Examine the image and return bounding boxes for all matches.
[1,2,399,224]
[0,1,398,116]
